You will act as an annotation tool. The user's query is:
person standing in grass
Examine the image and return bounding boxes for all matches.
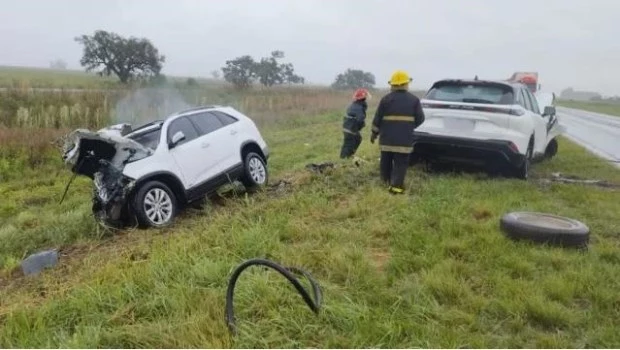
[370,70,425,195]
[340,88,370,159]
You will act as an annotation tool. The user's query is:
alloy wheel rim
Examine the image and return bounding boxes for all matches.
[144,188,173,225]
[249,157,266,184]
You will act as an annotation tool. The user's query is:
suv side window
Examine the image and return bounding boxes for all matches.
[167,116,199,147]
[520,88,532,111]
[187,112,225,136]
[525,89,540,114]
[212,111,239,126]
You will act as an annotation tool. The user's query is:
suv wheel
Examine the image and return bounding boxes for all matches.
[133,180,178,228]
[241,152,268,191]
[515,143,533,180]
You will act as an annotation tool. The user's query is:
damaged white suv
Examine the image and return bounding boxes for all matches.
[62,105,270,228]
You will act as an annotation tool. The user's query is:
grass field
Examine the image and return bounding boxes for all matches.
[557,100,620,117]
[1,102,620,347]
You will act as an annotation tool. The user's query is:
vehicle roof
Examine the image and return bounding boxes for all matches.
[125,105,236,137]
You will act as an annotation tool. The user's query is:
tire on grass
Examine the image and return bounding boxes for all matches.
[132,180,178,228]
[241,152,268,192]
[500,211,590,248]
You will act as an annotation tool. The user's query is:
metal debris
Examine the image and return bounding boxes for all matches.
[21,250,59,276]
[545,172,619,188]
[305,162,335,174]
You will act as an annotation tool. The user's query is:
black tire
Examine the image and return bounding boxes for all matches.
[240,152,268,191]
[514,141,533,180]
[132,180,178,228]
[500,211,589,248]
[545,138,558,159]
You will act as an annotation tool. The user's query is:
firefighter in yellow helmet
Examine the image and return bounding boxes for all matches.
[370,70,425,194]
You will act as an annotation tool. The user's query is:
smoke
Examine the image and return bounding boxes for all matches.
[112,87,194,126]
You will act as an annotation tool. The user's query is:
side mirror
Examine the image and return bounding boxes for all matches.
[542,106,556,117]
[169,131,186,148]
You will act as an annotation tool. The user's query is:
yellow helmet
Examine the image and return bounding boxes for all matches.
[388,70,412,86]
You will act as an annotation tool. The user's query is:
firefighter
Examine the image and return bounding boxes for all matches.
[370,70,425,194]
[340,88,370,159]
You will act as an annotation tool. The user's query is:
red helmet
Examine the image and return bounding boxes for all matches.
[353,88,369,101]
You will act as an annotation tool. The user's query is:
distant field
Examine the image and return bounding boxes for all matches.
[0,65,225,89]
[557,100,620,117]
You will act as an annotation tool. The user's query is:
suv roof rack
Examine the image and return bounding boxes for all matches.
[173,105,225,116]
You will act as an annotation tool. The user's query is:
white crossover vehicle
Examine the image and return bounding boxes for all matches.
[412,79,564,179]
[62,105,270,228]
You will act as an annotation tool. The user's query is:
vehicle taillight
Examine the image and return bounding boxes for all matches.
[508,142,520,153]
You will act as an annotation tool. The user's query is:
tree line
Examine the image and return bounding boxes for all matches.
[74,30,377,90]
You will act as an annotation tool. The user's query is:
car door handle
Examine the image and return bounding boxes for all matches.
[201,142,210,148]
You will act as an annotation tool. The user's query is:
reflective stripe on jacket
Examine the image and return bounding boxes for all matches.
[372,90,425,153]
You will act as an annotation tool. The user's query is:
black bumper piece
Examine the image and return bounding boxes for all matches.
[412,132,526,168]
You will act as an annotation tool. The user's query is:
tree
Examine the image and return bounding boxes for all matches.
[331,69,376,90]
[75,30,166,84]
[49,59,67,70]
[254,50,305,87]
[210,70,221,80]
[221,55,257,89]
[221,50,305,89]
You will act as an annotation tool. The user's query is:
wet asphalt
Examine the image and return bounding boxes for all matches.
[557,106,620,168]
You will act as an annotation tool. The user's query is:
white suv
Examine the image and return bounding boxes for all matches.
[413,79,564,179]
[62,105,270,228]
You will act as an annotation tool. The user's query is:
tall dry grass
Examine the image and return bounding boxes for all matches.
[0,85,356,169]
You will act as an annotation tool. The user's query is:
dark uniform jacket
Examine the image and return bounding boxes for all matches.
[342,100,368,135]
[371,90,425,153]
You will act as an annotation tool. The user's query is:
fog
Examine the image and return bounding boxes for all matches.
[1,0,619,95]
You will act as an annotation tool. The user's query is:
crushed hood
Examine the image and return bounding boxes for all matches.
[62,127,153,179]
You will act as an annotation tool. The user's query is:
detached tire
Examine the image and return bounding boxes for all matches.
[132,180,178,228]
[241,152,268,192]
[500,212,589,248]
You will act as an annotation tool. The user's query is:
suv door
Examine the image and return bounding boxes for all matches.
[166,116,203,189]
[186,111,235,180]
[523,88,548,154]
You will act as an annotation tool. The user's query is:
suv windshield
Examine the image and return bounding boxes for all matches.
[426,82,515,105]
[128,128,161,150]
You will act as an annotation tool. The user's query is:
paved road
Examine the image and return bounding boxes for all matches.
[557,106,620,168]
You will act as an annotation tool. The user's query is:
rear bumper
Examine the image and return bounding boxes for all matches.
[412,132,526,168]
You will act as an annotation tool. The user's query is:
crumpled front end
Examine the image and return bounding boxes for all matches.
[91,159,137,226]
[60,127,153,227]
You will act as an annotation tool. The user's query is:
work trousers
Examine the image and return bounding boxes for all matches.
[340,132,362,159]
[380,151,409,189]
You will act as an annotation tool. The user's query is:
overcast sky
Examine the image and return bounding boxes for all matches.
[1,0,619,95]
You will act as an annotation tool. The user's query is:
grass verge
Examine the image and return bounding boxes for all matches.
[1,113,619,348]
[557,100,620,117]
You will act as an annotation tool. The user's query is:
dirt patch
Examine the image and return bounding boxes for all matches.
[472,208,493,221]
[368,248,391,273]
[22,196,51,207]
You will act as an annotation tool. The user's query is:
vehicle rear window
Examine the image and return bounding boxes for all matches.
[425,82,515,105]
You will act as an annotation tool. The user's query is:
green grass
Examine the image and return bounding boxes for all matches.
[1,112,620,348]
[557,100,620,117]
